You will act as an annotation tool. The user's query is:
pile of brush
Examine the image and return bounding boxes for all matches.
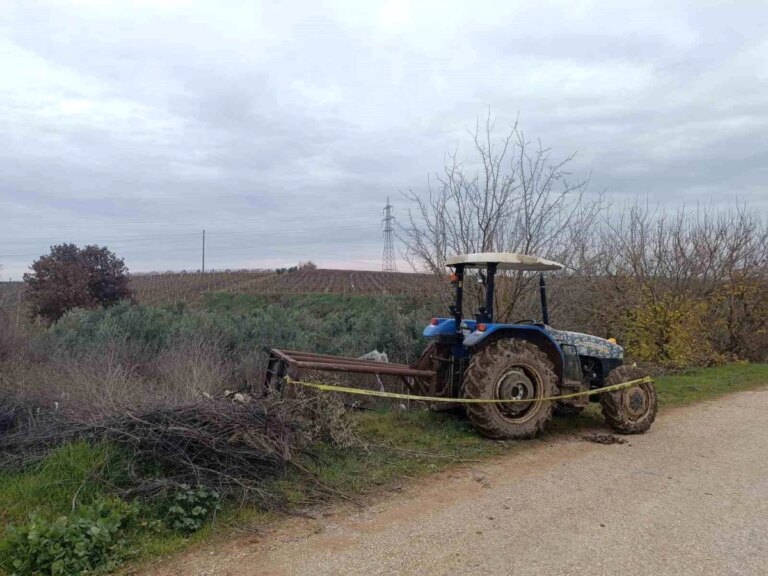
[0,390,355,508]
[0,392,40,437]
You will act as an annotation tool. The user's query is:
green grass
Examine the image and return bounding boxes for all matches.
[0,442,130,526]
[654,362,768,406]
[2,363,766,573]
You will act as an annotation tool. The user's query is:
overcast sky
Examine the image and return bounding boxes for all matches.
[1,0,766,279]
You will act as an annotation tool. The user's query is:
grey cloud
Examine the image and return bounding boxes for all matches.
[1,0,767,279]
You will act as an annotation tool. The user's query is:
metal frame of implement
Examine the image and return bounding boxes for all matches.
[263,347,436,393]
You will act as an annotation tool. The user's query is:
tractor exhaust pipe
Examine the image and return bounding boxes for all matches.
[452,264,464,336]
[539,273,550,325]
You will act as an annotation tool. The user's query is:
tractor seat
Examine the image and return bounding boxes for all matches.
[474,307,492,323]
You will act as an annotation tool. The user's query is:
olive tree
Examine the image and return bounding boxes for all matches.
[24,244,133,323]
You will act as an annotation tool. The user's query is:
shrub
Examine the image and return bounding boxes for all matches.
[24,244,133,324]
[0,499,137,576]
[624,291,714,368]
[1,295,433,416]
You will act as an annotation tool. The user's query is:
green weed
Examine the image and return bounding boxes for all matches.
[0,499,137,576]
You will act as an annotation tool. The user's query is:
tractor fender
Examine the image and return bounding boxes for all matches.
[464,325,565,384]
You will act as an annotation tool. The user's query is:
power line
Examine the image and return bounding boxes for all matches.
[0,223,374,259]
[0,231,377,258]
[1,214,380,239]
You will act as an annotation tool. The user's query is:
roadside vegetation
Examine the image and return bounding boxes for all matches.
[2,294,767,574]
[2,346,766,574]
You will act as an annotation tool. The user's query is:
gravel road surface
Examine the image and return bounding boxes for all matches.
[146,389,768,576]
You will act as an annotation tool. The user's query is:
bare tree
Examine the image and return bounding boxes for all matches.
[563,200,768,364]
[399,113,603,320]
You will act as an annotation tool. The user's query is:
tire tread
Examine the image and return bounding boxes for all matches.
[599,365,658,434]
[463,339,557,439]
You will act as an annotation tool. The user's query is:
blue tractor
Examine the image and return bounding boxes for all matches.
[412,252,658,439]
[264,252,658,439]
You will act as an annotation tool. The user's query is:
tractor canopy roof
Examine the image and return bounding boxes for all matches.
[445,252,564,272]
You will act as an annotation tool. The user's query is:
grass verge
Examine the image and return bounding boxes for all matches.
[2,363,766,572]
[653,362,768,406]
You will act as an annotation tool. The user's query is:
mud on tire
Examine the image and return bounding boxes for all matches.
[463,339,557,439]
[600,365,658,434]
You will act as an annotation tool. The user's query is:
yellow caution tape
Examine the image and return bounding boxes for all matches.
[284,376,653,404]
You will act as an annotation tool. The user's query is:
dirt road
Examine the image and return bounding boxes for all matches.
[147,389,768,575]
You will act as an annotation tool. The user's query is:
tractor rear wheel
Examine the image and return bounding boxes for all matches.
[463,339,557,439]
[600,365,658,434]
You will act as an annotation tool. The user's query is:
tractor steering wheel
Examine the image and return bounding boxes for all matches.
[512,319,538,325]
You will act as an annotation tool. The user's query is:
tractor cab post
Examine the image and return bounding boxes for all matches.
[474,262,497,323]
[448,254,553,327]
[450,261,497,328]
[449,264,465,336]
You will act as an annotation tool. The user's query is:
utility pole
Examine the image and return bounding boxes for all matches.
[202,229,206,273]
[382,198,397,272]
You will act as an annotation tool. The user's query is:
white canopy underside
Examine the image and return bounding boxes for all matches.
[445,252,564,271]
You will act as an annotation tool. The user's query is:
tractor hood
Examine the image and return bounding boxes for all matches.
[546,327,623,360]
[425,318,623,361]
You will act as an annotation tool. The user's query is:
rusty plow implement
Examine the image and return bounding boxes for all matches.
[262,347,439,397]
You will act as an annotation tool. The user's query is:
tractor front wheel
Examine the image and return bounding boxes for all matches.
[600,365,658,434]
[463,339,557,439]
